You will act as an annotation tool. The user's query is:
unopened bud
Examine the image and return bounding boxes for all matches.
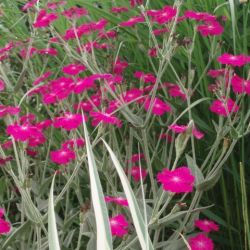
[223,138,230,150]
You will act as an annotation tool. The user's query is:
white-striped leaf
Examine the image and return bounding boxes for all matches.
[102,139,153,250]
[83,120,113,250]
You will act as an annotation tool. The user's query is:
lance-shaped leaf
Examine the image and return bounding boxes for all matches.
[48,174,60,250]
[102,139,153,250]
[83,120,113,250]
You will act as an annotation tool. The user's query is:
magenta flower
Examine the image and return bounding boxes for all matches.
[106,100,120,114]
[1,140,13,150]
[159,133,173,143]
[157,166,195,193]
[42,76,75,104]
[62,7,88,19]
[98,30,117,39]
[36,119,52,130]
[207,68,228,78]
[78,41,108,53]
[209,98,239,117]
[92,19,109,31]
[19,47,37,59]
[26,148,38,157]
[148,6,177,25]
[168,124,204,139]
[22,0,38,11]
[127,166,147,182]
[89,111,122,127]
[144,97,172,116]
[0,156,13,166]
[192,127,205,139]
[32,71,52,86]
[74,94,101,112]
[184,10,216,21]
[231,74,250,94]
[154,28,169,36]
[64,24,92,40]
[54,113,87,131]
[189,234,214,250]
[165,83,187,100]
[40,91,58,104]
[74,101,94,112]
[105,196,129,207]
[134,71,156,84]
[122,88,144,104]
[120,16,145,27]
[195,219,219,232]
[148,47,157,57]
[50,148,76,165]
[169,124,187,133]
[109,214,129,237]
[0,79,5,92]
[129,153,145,163]
[0,105,20,117]
[113,59,128,75]
[217,53,250,67]
[197,21,224,36]
[74,77,95,94]
[6,124,44,142]
[33,10,58,28]
[28,133,46,147]
[0,208,11,235]
[62,138,85,149]
[37,48,58,56]
[62,64,86,75]
[19,113,36,123]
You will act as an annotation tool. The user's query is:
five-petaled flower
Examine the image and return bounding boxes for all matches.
[54,113,87,131]
[231,74,250,95]
[209,98,239,117]
[217,53,250,67]
[50,148,76,165]
[144,97,172,116]
[89,111,122,127]
[189,233,214,250]
[62,64,86,75]
[195,219,219,232]
[126,166,148,182]
[157,166,195,193]
[197,21,224,36]
[109,214,129,237]
[6,124,44,142]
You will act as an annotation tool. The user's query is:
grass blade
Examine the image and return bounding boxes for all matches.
[240,162,250,250]
[228,0,236,52]
[48,174,61,250]
[83,120,113,250]
[102,139,154,250]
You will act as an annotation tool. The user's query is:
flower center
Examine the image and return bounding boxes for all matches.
[172,176,180,182]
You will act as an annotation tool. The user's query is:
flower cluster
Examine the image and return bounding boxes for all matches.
[188,218,219,250]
